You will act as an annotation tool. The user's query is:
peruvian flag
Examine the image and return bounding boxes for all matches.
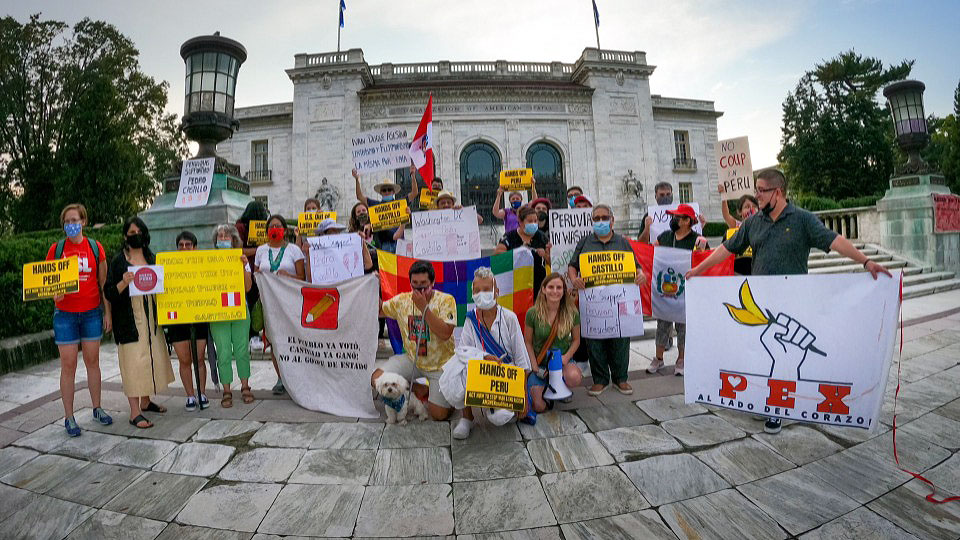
[409,94,435,186]
[167,311,178,320]
[629,240,734,323]
[221,292,242,307]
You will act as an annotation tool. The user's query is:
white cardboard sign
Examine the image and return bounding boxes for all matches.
[175,157,215,208]
[716,136,754,201]
[308,233,364,285]
[411,207,481,261]
[129,265,165,297]
[549,208,593,278]
[647,202,702,241]
[351,127,412,174]
[578,284,645,339]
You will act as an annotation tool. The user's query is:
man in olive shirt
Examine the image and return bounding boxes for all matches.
[687,169,891,434]
[569,204,647,396]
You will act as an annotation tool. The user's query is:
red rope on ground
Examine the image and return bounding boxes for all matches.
[891,273,960,504]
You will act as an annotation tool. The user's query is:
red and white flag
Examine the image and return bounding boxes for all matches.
[221,292,242,307]
[167,311,178,320]
[409,94,434,186]
[630,240,735,323]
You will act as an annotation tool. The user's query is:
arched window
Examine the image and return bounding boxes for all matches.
[459,141,502,223]
[525,142,565,207]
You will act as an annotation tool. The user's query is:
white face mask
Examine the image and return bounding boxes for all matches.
[473,291,497,309]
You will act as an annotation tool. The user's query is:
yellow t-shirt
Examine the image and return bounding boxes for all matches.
[382,291,457,372]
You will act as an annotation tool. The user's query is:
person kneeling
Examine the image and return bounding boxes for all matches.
[524,273,583,413]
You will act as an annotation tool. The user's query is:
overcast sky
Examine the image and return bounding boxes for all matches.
[6,0,959,167]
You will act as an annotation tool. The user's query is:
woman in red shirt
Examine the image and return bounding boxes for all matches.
[46,204,113,436]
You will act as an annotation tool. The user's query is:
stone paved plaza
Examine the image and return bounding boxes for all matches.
[1,291,959,539]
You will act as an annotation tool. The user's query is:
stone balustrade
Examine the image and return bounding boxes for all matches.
[813,206,880,243]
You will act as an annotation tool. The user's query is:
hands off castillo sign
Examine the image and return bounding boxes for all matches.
[715,137,754,201]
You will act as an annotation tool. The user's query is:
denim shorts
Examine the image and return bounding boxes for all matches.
[53,307,103,345]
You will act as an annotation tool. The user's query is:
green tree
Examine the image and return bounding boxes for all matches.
[778,51,912,200]
[0,14,187,233]
[929,80,960,193]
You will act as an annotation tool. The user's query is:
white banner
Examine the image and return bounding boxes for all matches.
[256,272,380,418]
[130,265,165,297]
[175,157,215,208]
[395,238,415,258]
[579,284,645,339]
[716,136,754,201]
[308,233,364,285]
[351,127,412,174]
[684,273,901,430]
[650,247,692,323]
[549,208,593,277]
[647,202,702,241]
[411,207,481,261]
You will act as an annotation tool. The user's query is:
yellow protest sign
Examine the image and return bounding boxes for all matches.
[249,220,268,246]
[156,249,246,325]
[579,251,637,287]
[725,228,753,256]
[419,188,438,209]
[369,199,410,231]
[22,256,79,301]
[298,212,337,237]
[465,359,526,412]
[499,168,533,190]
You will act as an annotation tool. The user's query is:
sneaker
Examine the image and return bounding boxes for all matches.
[674,359,684,377]
[452,418,473,439]
[647,357,664,374]
[587,384,608,396]
[272,379,286,395]
[485,408,515,426]
[250,336,264,351]
[92,407,113,425]
[764,418,782,434]
[185,397,197,412]
[64,416,81,437]
[199,395,209,409]
[615,382,633,395]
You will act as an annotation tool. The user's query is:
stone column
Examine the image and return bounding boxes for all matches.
[878,173,959,271]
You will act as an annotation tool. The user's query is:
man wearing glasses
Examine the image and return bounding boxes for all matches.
[353,168,416,254]
[569,204,647,397]
[686,168,891,434]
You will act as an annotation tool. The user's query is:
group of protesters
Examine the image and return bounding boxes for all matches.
[47,165,890,439]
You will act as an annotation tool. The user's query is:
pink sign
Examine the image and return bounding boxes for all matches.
[934,194,960,233]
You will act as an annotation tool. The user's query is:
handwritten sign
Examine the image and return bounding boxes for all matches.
[298,212,338,237]
[22,256,79,301]
[308,233,364,285]
[578,284,645,339]
[395,238,415,258]
[351,127,412,174]
[934,194,960,233]
[175,157,215,208]
[647,202,702,241]
[156,249,246,325]
[465,359,526,412]
[549,208,593,277]
[411,207,482,261]
[248,220,268,246]
[499,168,533,190]
[716,137,754,201]
[369,199,410,232]
[579,251,637,287]
[419,188,438,210]
[129,265,165,297]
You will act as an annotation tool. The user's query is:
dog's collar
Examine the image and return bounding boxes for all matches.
[382,394,406,412]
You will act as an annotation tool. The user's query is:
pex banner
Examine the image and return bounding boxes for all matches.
[256,272,380,418]
[684,273,901,430]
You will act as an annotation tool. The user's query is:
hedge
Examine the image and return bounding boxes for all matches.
[792,194,882,212]
[0,225,125,340]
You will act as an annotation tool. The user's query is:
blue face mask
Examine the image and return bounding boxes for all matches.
[64,223,82,238]
[381,194,395,202]
[216,240,232,249]
[523,222,539,235]
[593,221,611,236]
[568,196,577,208]
[511,200,522,209]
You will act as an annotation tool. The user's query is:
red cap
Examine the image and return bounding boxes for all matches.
[530,197,552,210]
[574,195,593,207]
[666,204,696,219]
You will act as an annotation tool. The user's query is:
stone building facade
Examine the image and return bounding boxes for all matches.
[216,47,723,231]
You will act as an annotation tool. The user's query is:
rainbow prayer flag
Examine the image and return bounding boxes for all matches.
[377,248,535,332]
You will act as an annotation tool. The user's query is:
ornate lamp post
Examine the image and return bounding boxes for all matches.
[883,80,931,175]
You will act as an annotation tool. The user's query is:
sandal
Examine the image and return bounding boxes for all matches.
[241,387,254,404]
[142,401,167,413]
[129,414,153,429]
[221,391,233,408]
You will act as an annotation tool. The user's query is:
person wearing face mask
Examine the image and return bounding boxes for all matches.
[529,197,553,236]
[254,214,305,395]
[373,261,458,421]
[688,168,892,434]
[451,267,532,439]
[638,182,675,243]
[105,217,174,429]
[47,203,112,436]
[354,168,416,254]
[718,191,761,275]
[566,186,584,209]
[296,198,324,254]
[492,189,525,234]
[496,206,551,297]
[569,204,647,396]
[164,231,210,411]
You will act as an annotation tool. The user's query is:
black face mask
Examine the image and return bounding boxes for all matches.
[537,211,548,224]
[126,233,145,249]
[358,213,370,225]
[656,195,673,205]
[669,217,680,232]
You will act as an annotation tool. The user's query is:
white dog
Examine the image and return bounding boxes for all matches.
[375,372,428,424]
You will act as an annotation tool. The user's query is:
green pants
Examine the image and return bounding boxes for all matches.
[588,337,630,386]
[210,317,251,385]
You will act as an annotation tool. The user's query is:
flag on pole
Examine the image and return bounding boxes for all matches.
[592,0,600,26]
[339,0,346,28]
[409,94,435,186]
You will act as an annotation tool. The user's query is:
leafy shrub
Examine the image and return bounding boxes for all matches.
[837,194,882,208]
[791,195,841,212]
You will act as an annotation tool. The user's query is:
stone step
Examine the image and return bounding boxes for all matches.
[903,267,923,277]
[808,259,908,275]
[903,271,956,287]
[902,278,960,300]
[808,248,879,261]
[808,253,892,269]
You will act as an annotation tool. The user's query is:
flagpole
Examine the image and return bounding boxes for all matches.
[337,24,341,52]
[594,22,600,50]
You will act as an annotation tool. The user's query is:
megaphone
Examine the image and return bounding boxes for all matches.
[543,348,572,400]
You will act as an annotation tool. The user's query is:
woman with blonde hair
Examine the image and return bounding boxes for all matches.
[523,272,583,413]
